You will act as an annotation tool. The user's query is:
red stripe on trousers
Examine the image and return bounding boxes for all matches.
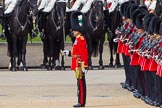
[79,79,84,104]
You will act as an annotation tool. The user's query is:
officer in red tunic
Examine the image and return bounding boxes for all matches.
[62,11,88,107]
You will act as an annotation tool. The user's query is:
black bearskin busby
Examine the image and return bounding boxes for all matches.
[70,11,85,35]
[143,13,155,32]
[147,16,159,35]
[154,18,162,34]
[135,14,145,29]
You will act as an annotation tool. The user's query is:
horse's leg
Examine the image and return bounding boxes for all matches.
[60,38,65,70]
[11,36,17,71]
[87,36,93,70]
[41,38,48,69]
[47,36,53,70]
[114,42,121,68]
[108,36,114,67]
[98,35,105,70]
[47,56,53,70]
[17,39,23,70]
[21,36,28,71]
[53,42,61,70]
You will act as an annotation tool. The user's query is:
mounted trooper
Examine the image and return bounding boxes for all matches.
[144,0,157,13]
[106,0,129,13]
[0,0,17,39]
[69,0,104,13]
[37,0,56,38]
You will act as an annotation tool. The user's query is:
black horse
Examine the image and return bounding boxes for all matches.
[107,4,122,68]
[84,0,105,69]
[42,1,66,70]
[5,0,37,71]
[155,0,162,17]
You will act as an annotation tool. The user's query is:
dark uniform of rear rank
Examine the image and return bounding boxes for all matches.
[118,1,162,108]
[62,11,88,107]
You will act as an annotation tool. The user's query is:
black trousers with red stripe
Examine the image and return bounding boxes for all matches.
[77,74,86,105]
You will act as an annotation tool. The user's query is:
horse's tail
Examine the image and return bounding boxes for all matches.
[91,40,99,57]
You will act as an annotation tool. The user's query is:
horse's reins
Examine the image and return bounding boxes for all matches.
[88,4,104,32]
[15,0,30,31]
[51,2,64,31]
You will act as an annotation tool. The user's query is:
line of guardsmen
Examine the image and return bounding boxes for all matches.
[116,0,162,108]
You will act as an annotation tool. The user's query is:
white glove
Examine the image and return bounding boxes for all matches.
[62,50,70,56]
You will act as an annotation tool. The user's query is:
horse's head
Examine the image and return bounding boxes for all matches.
[155,0,162,17]
[54,0,66,22]
[28,0,38,17]
[15,0,38,17]
[91,0,104,22]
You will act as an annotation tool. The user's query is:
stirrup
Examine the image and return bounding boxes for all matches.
[0,32,6,40]
[40,32,45,39]
[32,31,37,38]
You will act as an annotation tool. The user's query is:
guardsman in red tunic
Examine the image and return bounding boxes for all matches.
[62,11,88,107]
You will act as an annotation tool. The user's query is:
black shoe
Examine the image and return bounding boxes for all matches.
[0,32,6,40]
[40,32,45,39]
[145,98,154,106]
[160,105,162,108]
[120,82,127,89]
[133,92,141,99]
[73,103,85,107]
[153,101,160,107]
[140,95,145,101]
[32,31,38,38]
[32,28,39,38]
[127,86,134,91]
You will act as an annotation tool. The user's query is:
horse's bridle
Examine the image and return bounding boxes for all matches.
[51,1,66,31]
[15,0,31,31]
[88,1,104,31]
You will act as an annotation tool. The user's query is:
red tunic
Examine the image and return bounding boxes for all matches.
[130,36,144,66]
[157,65,162,77]
[142,57,150,71]
[117,40,124,54]
[149,58,157,71]
[156,43,162,77]
[71,35,88,70]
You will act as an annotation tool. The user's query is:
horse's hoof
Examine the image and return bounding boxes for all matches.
[47,66,52,71]
[98,66,104,70]
[41,64,47,69]
[114,64,121,68]
[108,63,114,67]
[61,66,65,70]
[10,67,17,72]
[88,66,93,70]
[23,67,28,71]
[55,66,61,70]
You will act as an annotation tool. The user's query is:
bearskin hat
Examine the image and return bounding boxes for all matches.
[137,5,148,15]
[125,4,134,18]
[159,20,162,36]
[147,16,159,35]
[131,10,142,25]
[120,1,130,17]
[154,18,162,34]
[129,4,139,18]
[135,14,145,29]
[70,11,85,35]
[143,13,155,32]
